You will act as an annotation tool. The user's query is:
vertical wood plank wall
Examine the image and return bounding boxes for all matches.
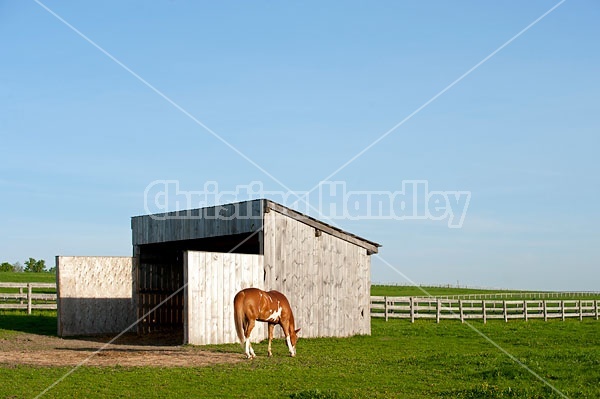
[263,209,371,339]
[184,251,265,345]
[137,257,183,335]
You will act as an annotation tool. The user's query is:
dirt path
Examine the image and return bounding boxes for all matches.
[0,332,243,367]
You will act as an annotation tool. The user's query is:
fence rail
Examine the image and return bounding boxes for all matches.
[437,291,600,300]
[0,283,57,314]
[371,296,600,323]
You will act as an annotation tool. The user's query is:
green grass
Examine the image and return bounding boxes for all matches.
[370,285,525,297]
[0,312,598,398]
[0,310,57,337]
[370,285,600,300]
[0,280,598,397]
[0,272,56,283]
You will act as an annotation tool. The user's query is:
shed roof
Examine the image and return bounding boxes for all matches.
[132,198,381,254]
[263,200,380,254]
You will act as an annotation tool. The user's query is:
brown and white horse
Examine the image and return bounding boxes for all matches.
[233,288,300,358]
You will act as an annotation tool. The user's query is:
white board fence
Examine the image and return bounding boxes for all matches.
[0,282,57,314]
[371,296,600,323]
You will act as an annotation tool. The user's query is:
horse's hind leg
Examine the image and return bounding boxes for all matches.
[244,319,256,359]
[267,323,275,357]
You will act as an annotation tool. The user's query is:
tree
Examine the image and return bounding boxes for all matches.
[13,261,24,273]
[0,262,14,272]
[24,258,46,273]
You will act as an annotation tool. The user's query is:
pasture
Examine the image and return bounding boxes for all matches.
[1,278,599,398]
[0,272,56,284]
[1,311,599,397]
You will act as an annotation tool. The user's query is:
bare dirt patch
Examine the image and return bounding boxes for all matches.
[0,332,243,368]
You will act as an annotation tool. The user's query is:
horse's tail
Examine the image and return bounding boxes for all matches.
[233,291,245,346]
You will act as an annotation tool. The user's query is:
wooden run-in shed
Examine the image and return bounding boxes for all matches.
[57,199,380,345]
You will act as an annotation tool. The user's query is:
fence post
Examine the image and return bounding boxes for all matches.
[579,300,583,321]
[27,283,32,315]
[595,300,599,321]
[436,299,441,324]
[482,300,486,324]
[561,300,565,321]
[384,296,388,322]
[410,297,414,323]
[503,300,507,323]
[543,300,547,321]
[524,300,528,322]
[459,299,464,323]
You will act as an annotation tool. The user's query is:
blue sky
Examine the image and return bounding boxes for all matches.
[1,1,598,290]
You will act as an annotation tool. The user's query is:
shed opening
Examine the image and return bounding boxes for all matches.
[136,232,261,338]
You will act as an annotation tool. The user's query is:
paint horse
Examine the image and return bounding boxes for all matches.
[233,288,300,358]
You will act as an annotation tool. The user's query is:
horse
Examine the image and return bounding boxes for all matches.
[233,287,300,358]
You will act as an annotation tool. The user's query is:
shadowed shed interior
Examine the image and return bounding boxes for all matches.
[136,233,261,336]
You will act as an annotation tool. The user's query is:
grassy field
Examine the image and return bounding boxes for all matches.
[370,285,527,297]
[371,285,600,300]
[0,309,599,398]
[0,272,56,284]
[1,275,598,397]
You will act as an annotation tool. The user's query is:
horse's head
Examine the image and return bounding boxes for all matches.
[289,328,301,356]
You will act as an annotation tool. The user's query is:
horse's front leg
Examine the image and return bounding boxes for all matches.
[267,323,274,357]
[281,320,296,357]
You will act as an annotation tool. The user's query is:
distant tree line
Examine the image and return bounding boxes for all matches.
[0,258,54,273]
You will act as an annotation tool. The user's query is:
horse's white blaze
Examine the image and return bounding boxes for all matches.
[266,306,282,321]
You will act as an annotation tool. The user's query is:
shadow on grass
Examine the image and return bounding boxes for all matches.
[68,331,185,347]
[0,310,57,336]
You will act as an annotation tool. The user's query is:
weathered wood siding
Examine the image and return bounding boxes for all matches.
[136,255,183,335]
[57,256,134,336]
[263,209,371,339]
[184,251,265,345]
[132,200,263,246]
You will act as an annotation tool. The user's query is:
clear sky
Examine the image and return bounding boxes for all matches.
[1,1,598,291]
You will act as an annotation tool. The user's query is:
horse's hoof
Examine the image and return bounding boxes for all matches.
[267,353,273,358]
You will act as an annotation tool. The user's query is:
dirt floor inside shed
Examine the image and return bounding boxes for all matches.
[0,332,243,367]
